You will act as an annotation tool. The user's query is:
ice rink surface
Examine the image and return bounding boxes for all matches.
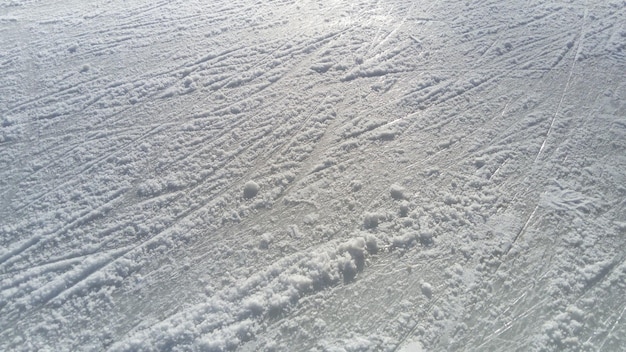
[1,0,625,350]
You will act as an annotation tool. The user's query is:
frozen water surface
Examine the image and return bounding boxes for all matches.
[0,0,625,351]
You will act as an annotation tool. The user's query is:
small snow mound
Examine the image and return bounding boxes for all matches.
[242,296,265,316]
[419,231,434,246]
[258,233,273,249]
[399,200,411,217]
[364,234,379,254]
[339,237,367,277]
[339,238,366,257]
[391,230,417,249]
[389,184,407,200]
[243,181,260,199]
[350,180,363,192]
[338,252,359,282]
[1,115,17,127]
[363,212,383,229]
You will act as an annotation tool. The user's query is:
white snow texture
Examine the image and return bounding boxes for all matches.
[1,0,625,351]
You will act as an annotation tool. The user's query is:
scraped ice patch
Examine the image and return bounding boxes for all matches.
[110,235,381,350]
[136,176,185,197]
[342,65,400,82]
[367,125,400,141]
[311,158,336,173]
[316,333,378,352]
[398,340,424,352]
[303,213,319,225]
[16,249,130,307]
[540,184,600,215]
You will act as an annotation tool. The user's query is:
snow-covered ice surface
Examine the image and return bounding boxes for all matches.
[1,0,625,350]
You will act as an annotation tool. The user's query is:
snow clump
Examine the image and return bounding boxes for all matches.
[399,200,411,217]
[389,184,407,200]
[421,281,433,298]
[363,212,383,229]
[243,180,260,199]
